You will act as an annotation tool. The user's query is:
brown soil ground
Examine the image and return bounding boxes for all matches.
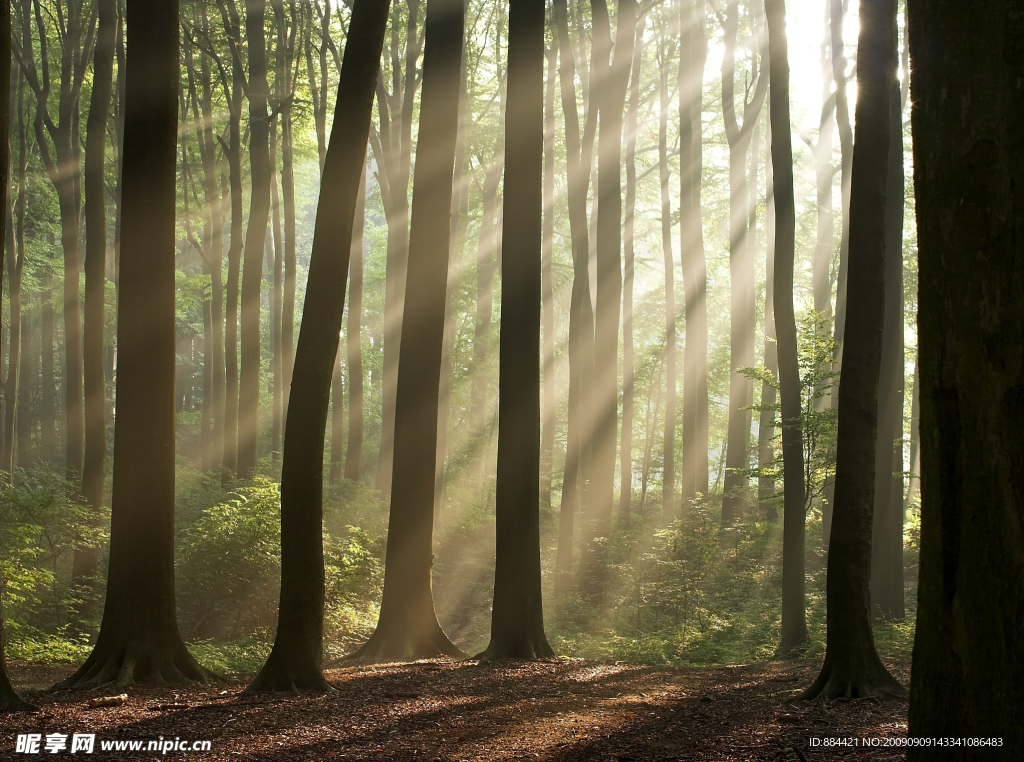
[1,658,910,761]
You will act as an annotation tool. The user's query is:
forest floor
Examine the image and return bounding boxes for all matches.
[2,657,910,761]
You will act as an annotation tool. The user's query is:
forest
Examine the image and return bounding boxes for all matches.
[0,0,1019,760]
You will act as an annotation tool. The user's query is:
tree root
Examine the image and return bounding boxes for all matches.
[347,623,465,664]
[0,686,37,713]
[52,643,217,691]
[244,654,336,695]
[798,660,907,701]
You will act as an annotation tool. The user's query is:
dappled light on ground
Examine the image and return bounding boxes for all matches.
[3,658,909,760]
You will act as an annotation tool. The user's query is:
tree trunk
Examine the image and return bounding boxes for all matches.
[247,0,390,692]
[237,0,273,476]
[345,162,366,483]
[870,78,905,622]
[618,11,643,528]
[907,0,1024,749]
[720,0,768,543]
[656,29,673,521]
[766,0,808,657]
[679,0,709,502]
[540,41,556,510]
[583,0,637,601]
[329,345,344,485]
[73,0,116,602]
[57,0,212,688]
[40,266,56,462]
[552,0,595,597]
[799,0,905,698]
[471,162,501,453]
[350,0,466,663]
[757,111,779,520]
[479,0,553,660]
[0,0,33,711]
[271,115,284,463]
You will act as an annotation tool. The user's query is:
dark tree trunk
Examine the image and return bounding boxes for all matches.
[907,0,1024,751]
[349,0,466,663]
[345,163,366,483]
[270,115,284,463]
[757,112,778,520]
[40,266,56,461]
[540,41,556,509]
[57,0,212,688]
[720,0,768,543]
[799,0,904,699]
[73,0,116,599]
[870,78,905,622]
[237,0,273,476]
[766,0,808,656]
[619,13,642,528]
[679,0,709,502]
[552,0,594,596]
[479,0,552,660]
[247,0,390,692]
[657,29,673,520]
[0,0,34,710]
[583,0,637,601]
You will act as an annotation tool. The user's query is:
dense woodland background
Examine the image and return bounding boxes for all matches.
[0,0,920,677]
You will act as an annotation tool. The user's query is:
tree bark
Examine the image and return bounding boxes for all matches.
[57,0,212,688]
[73,0,116,599]
[345,162,366,483]
[656,27,673,520]
[540,41,556,510]
[870,77,905,622]
[246,0,390,692]
[907,1,1024,750]
[237,0,274,476]
[757,111,778,520]
[479,0,553,660]
[765,0,808,657]
[679,0,709,502]
[799,0,904,699]
[350,0,466,663]
[720,0,768,543]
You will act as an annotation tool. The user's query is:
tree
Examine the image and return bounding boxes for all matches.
[679,0,709,502]
[72,0,116,601]
[906,0,1024,751]
[870,73,905,621]
[236,0,273,476]
[799,0,905,699]
[656,15,675,520]
[765,0,806,656]
[350,0,466,663]
[478,0,552,660]
[246,0,390,691]
[756,110,778,520]
[583,0,637,600]
[56,0,212,688]
[345,162,367,483]
[720,0,768,542]
[0,0,36,712]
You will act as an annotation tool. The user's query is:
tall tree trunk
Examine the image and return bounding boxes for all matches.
[345,161,366,482]
[237,0,273,476]
[471,160,501,451]
[551,0,594,596]
[766,0,808,656]
[870,75,905,621]
[271,115,284,463]
[374,0,422,497]
[618,11,642,527]
[656,31,674,520]
[679,0,709,502]
[720,0,768,542]
[58,0,212,688]
[352,0,466,663]
[583,0,637,601]
[907,0,1024,748]
[73,0,116,602]
[540,41,556,509]
[247,0,390,692]
[799,0,905,699]
[479,0,552,660]
[40,265,56,461]
[757,113,778,520]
